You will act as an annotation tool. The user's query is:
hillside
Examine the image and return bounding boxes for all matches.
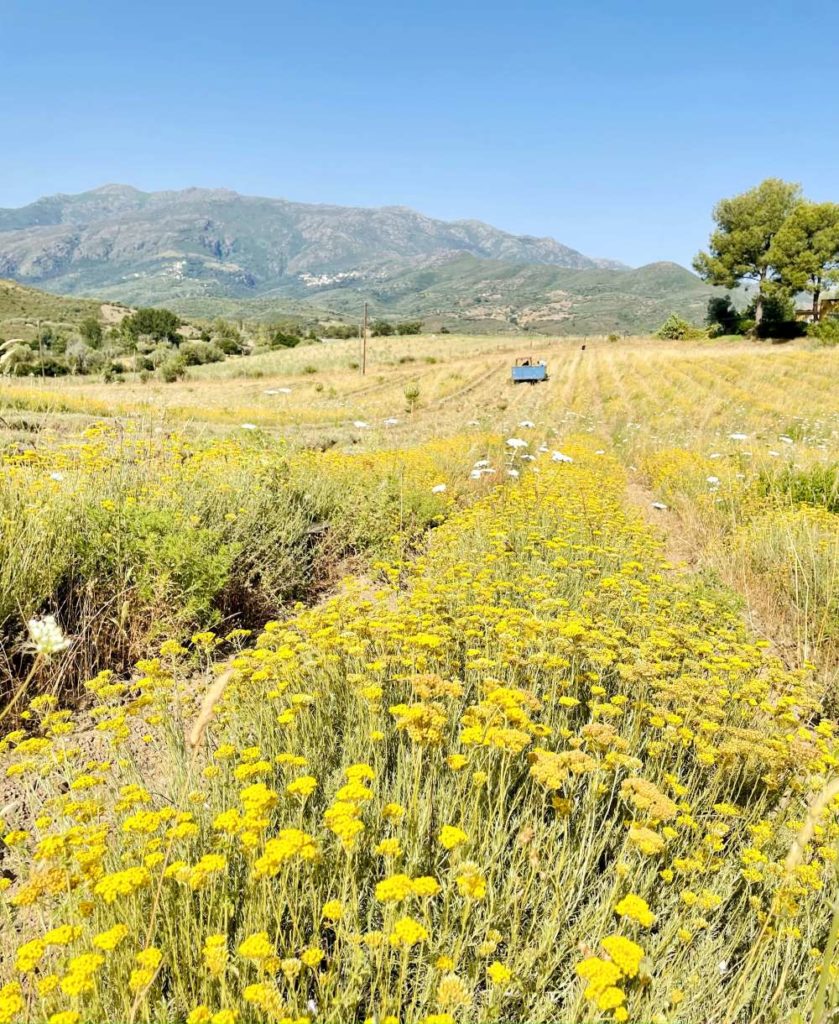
[308,256,721,333]
[0,184,624,304]
[166,258,722,335]
[0,278,110,342]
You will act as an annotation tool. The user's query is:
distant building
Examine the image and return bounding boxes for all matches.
[795,293,839,322]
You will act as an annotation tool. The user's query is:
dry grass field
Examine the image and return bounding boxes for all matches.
[0,334,837,1024]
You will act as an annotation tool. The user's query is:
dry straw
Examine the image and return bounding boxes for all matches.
[188,668,233,750]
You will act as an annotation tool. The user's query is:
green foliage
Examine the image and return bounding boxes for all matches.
[269,327,303,349]
[123,307,183,342]
[756,464,839,514]
[744,293,806,339]
[706,295,742,336]
[694,179,802,321]
[79,316,103,346]
[159,353,188,382]
[326,324,358,339]
[370,319,394,337]
[768,201,839,318]
[655,313,705,339]
[212,318,245,354]
[65,340,105,375]
[395,320,423,335]
[809,317,839,346]
[179,340,225,366]
[404,382,421,411]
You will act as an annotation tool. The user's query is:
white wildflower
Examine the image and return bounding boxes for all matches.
[27,615,71,657]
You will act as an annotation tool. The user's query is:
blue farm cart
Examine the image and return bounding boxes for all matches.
[511,358,548,384]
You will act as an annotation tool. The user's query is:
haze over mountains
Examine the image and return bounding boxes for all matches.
[0,185,720,333]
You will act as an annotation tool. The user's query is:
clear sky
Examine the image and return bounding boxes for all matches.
[1,0,836,268]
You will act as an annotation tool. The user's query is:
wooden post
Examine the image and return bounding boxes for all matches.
[37,319,44,378]
[361,302,368,376]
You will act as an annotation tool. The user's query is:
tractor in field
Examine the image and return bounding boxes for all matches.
[511,357,548,384]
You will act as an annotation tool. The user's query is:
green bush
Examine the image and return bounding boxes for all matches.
[655,314,705,340]
[706,295,743,336]
[756,463,839,513]
[809,318,839,346]
[269,328,303,349]
[160,354,188,382]
[370,319,394,337]
[326,324,358,340]
[396,320,423,335]
[180,340,225,366]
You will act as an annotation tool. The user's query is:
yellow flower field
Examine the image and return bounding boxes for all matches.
[1,438,837,1023]
[0,337,836,1022]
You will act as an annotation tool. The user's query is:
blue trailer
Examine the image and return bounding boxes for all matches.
[511,358,548,383]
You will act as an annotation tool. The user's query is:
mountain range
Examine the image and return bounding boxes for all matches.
[0,185,720,333]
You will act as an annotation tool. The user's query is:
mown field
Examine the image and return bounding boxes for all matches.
[0,334,837,1024]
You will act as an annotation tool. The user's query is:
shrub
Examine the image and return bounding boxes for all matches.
[0,343,37,375]
[809,317,839,346]
[159,354,188,382]
[269,328,303,349]
[755,318,807,339]
[655,314,705,340]
[302,364,318,374]
[756,463,839,513]
[66,341,105,375]
[180,340,225,366]
[212,319,245,354]
[396,320,423,335]
[327,324,359,340]
[370,319,394,337]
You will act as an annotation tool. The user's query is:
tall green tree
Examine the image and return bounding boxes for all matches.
[79,316,103,347]
[122,307,182,343]
[693,178,802,325]
[768,201,839,321]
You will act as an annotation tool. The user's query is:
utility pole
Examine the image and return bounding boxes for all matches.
[361,301,368,376]
[37,318,44,379]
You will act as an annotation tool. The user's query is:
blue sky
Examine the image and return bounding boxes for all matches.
[1,0,836,267]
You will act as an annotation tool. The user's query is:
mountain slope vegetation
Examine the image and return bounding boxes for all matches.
[0,186,725,333]
[0,184,621,296]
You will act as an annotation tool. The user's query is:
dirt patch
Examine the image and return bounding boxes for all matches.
[99,303,129,325]
[624,478,700,570]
